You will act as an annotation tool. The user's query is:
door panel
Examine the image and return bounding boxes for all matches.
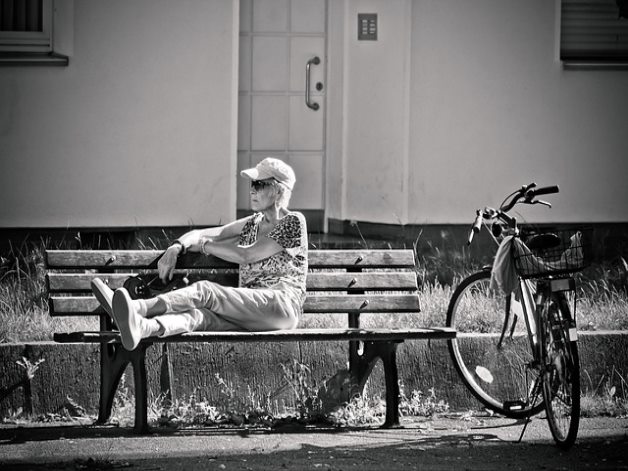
[289,37,325,92]
[291,0,326,33]
[238,0,326,222]
[251,95,288,150]
[289,154,324,209]
[289,96,323,151]
[253,0,289,32]
[252,37,289,91]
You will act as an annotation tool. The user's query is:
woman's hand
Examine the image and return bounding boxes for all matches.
[158,245,181,282]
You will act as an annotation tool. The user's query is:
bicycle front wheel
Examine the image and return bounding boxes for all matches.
[540,292,580,449]
[447,270,544,418]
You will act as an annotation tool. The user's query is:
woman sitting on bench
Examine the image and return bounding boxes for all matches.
[91,157,308,351]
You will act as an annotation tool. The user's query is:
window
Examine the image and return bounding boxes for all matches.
[561,0,628,64]
[0,0,52,53]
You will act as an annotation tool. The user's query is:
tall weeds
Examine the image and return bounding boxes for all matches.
[1,234,628,342]
[0,241,52,342]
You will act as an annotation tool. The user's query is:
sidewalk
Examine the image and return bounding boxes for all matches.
[1,416,627,470]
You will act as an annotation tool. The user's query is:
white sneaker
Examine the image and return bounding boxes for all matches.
[112,288,146,351]
[91,278,114,318]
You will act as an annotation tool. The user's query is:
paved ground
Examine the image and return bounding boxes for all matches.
[1,415,627,470]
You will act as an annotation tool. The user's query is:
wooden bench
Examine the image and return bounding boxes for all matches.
[45,248,456,433]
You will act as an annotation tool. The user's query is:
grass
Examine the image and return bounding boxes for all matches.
[1,233,627,422]
[580,366,628,418]
[2,233,627,341]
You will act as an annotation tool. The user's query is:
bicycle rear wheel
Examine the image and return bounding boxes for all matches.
[447,270,544,418]
[540,292,580,449]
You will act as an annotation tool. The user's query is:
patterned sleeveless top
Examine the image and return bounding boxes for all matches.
[238,211,308,306]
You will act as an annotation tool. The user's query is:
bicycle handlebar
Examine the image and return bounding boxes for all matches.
[467,183,560,245]
[501,183,560,212]
[529,185,559,198]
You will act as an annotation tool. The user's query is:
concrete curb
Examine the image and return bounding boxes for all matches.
[1,331,627,419]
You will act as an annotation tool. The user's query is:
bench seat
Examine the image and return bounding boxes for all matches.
[54,327,456,344]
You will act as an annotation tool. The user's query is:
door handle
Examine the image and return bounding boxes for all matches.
[305,56,320,111]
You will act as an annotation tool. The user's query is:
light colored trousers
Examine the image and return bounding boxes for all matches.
[153,280,301,336]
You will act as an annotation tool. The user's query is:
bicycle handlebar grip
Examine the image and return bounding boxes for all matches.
[468,211,483,245]
[532,185,559,197]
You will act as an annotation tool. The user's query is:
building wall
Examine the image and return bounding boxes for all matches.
[327,0,628,226]
[2,0,627,231]
[0,0,239,228]
[408,0,628,224]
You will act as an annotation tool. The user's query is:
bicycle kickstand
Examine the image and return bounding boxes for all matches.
[516,372,543,443]
[517,413,533,443]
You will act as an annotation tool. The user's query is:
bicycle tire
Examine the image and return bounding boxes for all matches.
[539,291,580,449]
[447,270,545,418]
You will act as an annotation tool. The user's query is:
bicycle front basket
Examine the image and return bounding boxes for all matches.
[513,227,592,279]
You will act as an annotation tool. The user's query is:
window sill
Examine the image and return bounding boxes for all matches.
[0,52,69,66]
[562,61,628,71]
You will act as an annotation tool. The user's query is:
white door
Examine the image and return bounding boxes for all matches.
[238,0,326,229]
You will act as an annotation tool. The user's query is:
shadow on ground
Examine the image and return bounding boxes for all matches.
[1,417,627,470]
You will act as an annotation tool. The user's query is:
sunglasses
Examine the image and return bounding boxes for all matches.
[251,179,275,191]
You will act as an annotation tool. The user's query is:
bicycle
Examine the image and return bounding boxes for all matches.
[446,183,591,449]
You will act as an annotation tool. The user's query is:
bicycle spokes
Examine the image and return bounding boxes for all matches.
[540,296,580,449]
[447,271,545,419]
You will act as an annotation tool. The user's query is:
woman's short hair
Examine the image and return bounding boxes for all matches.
[275,182,292,209]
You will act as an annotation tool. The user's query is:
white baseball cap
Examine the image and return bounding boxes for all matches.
[240,157,296,191]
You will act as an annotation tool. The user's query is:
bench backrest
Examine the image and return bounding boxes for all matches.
[45,249,420,324]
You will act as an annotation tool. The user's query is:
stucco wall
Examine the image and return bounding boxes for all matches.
[408,0,628,224]
[326,0,413,225]
[0,0,239,228]
[2,0,627,229]
[327,0,628,226]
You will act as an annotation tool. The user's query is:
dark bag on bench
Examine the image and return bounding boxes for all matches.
[122,251,189,299]
[123,274,189,300]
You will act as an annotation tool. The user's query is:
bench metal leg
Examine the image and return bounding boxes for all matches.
[350,340,402,428]
[96,343,129,425]
[159,343,174,408]
[96,342,151,434]
[378,342,400,428]
[131,345,150,434]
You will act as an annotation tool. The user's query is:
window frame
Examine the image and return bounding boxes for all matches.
[560,0,628,67]
[0,0,53,53]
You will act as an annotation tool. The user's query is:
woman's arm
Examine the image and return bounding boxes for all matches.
[158,217,249,281]
[175,217,249,253]
[200,235,283,265]
[201,212,306,265]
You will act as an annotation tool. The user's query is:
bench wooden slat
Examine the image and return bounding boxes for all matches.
[45,250,233,269]
[45,249,416,269]
[53,327,456,344]
[47,273,239,292]
[47,271,418,292]
[49,294,421,316]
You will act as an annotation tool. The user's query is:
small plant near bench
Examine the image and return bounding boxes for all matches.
[111,360,452,430]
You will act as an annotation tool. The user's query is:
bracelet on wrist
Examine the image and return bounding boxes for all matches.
[172,241,186,255]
